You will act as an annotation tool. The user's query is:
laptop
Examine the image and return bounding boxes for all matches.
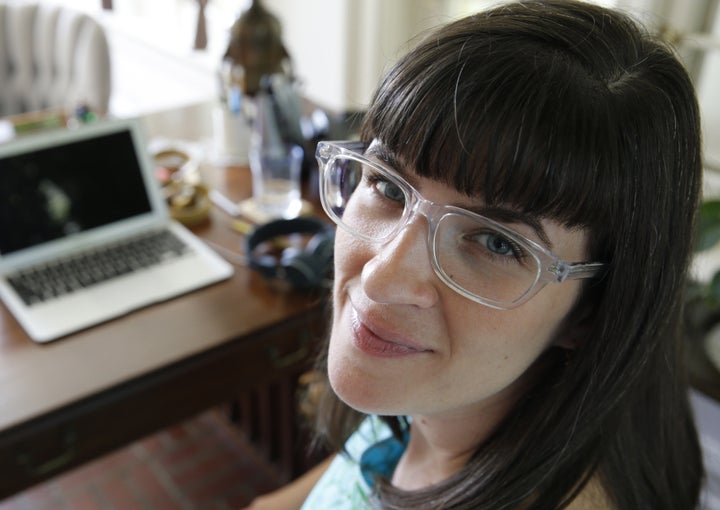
[0,118,234,343]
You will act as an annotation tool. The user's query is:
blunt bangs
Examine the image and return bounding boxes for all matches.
[358,4,683,241]
[363,37,617,232]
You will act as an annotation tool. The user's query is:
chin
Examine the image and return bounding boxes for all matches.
[327,348,407,416]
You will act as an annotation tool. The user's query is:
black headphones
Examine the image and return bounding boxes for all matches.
[245,217,335,289]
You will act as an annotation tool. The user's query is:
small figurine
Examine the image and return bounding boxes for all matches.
[223,0,291,96]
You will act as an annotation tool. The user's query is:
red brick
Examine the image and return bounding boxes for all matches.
[0,496,23,510]
[62,488,106,510]
[186,458,282,508]
[127,465,184,510]
[171,447,242,490]
[96,475,142,509]
[155,435,217,470]
[10,483,63,510]
[165,421,197,445]
[132,434,167,457]
[50,448,136,493]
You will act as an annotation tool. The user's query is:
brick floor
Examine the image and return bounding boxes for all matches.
[0,407,284,510]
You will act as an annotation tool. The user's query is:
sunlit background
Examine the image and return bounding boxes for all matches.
[32,0,720,181]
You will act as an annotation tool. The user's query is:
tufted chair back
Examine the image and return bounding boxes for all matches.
[0,2,111,117]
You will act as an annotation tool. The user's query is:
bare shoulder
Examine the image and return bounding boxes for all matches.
[566,476,615,510]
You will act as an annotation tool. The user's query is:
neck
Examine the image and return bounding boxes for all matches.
[391,396,514,491]
[389,349,561,491]
[390,353,551,491]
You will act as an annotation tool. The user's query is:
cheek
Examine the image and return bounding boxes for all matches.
[448,284,582,372]
[449,311,541,373]
[492,282,583,354]
[332,230,369,285]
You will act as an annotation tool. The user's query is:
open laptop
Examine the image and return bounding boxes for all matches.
[0,118,234,343]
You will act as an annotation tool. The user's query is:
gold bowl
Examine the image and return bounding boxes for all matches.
[164,182,211,227]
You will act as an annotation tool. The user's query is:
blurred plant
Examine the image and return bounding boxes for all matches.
[686,199,720,333]
[694,200,720,298]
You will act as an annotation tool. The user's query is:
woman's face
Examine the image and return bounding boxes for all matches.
[327,169,590,420]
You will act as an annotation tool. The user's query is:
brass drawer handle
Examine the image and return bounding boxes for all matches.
[17,430,77,477]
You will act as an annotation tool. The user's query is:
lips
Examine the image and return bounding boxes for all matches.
[350,307,432,358]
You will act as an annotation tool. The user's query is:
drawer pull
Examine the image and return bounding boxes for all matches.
[17,430,77,477]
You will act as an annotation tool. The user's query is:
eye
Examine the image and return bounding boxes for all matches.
[365,172,405,204]
[376,180,404,203]
[465,231,527,262]
[480,233,514,256]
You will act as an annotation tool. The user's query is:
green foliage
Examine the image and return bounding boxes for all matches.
[694,200,720,306]
[698,200,720,252]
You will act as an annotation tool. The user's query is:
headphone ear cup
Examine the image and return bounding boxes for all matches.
[246,218,335,289]
[306,232,327,254]
[280,246,303,265]
[283,252,326,289]
[307,229,335,265]
[248,253,278,278]
[280,230,335,289]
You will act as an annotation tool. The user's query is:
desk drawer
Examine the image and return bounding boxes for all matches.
[0,306,327,500]
[0,424,79,484]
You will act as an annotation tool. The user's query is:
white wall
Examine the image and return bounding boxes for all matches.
[45,0,720,161]
[262,0,352,112]
[695,4,720,173]
[262,0,452,112]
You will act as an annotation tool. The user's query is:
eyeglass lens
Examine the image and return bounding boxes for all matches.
[322,154,543,305]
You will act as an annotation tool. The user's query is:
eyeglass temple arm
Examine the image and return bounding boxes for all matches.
[548,262,607,282]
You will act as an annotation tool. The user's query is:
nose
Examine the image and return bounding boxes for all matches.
[360,214,439,308]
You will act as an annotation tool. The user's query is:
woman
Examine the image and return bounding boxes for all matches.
[245,0,704,508]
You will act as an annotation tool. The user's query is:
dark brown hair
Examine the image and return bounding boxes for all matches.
[311,1,704,508]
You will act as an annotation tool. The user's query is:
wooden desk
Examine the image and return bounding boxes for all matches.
[0,102,327,499]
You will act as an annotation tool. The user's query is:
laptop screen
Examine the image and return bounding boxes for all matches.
[0,129,153,256]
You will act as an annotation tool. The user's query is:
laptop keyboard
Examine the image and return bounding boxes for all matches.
[6,230,190,306]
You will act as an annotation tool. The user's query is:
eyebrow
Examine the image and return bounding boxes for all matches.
[364,142,553,249]
[365,143,421,187]
[365,143,397,166]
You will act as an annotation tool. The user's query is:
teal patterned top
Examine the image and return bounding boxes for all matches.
[300,416,408,509]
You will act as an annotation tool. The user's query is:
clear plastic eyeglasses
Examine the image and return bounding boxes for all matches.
[315,141,606,310]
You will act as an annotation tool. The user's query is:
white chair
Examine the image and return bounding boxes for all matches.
[0,2,111,116]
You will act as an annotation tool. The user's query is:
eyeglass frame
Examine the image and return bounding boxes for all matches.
[315,140,607,310]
